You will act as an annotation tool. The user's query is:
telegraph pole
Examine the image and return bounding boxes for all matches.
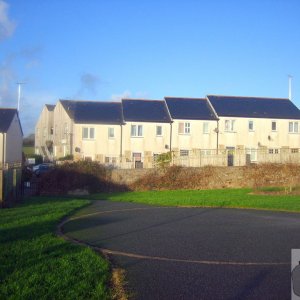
[16,82,26,111]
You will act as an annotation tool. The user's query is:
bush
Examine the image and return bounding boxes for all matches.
[155,152,172,168]
[39,161,129,195]
[58,154,74,161]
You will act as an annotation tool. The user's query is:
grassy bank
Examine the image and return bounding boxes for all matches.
[0,197,110,299]
[93,188,300,212]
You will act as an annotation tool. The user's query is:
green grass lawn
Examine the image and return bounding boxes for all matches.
[92,188,300,212]
[0,197,111,300]
[23,146,35,156]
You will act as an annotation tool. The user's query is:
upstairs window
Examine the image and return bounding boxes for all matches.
[131,125,143,137]
[156,125,162,136]
[203,122,209,134]
[289,121,299,133]
[179,122,191,134]
[108,127,115,138]
[225,120,235,132]
[248,120,254,131]
[82,127,95,139]
[271,121,277,131]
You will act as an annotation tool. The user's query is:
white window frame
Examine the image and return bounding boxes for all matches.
[289,121,299,133]
[248,120,254,132]
[246,148,257,162]
[224,120,235,132]
[108,127,115,138]
[180,149,189,156]
[203,122,209,134]
[156,125,162,136]
[82,127,95,140]
[131,125,143,137]
[179,122,191,134]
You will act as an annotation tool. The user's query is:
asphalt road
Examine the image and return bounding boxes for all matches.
[63,201,300,300]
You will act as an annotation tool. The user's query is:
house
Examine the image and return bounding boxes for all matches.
[35,94,300,167]
[35,104,55,160]
[165,97,218,158]
[52,100,123,161]
[0,108,23,165]
[122,99,172,167]
[207,95,300,164]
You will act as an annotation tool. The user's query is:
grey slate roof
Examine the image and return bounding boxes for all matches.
[0,108,18,133]
[207,95,300,119]
[122,99,171,123]
[165,97,217,120]
[45,104,55,111]
[60,100,124,124]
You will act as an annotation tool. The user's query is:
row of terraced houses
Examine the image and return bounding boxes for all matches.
[35,95,300,168]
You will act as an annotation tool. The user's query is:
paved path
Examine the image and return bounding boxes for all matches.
[62,201,300,299]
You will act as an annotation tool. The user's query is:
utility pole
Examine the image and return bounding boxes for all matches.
[16,82,26,111]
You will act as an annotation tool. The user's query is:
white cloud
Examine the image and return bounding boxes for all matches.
[0,0,16,42]
[110,90,150,101]
[111,90,132,101]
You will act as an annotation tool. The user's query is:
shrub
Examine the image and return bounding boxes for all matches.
[39,161,129,195]
[58,154,74,161]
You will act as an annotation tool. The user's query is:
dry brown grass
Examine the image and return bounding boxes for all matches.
[130,164,300,191]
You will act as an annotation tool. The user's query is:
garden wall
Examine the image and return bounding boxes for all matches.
[111,164,300,190]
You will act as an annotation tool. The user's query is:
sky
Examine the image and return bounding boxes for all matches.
[1,0,300,135]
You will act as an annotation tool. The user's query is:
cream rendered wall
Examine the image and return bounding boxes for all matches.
[72,123,122,161]
[171,120,218,151]
[53,102,74,158]
[35,106,54,153]
[122,122,171,160]
[5,114,23,164]
[218,117,300,149]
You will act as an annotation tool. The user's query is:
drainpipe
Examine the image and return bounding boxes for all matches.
[169,122,172,152]
[216,120,219,154]
[120,124,123,162]
[2,133,6,164]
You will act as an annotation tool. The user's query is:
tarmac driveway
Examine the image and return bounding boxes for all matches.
[62,201,300,299]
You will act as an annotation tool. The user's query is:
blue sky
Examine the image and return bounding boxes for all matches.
[1,0,300,135]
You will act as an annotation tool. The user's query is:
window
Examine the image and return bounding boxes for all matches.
[156,126,162,136]
[43,127,46,137]
[269,148,279,154]
[203,122,209,134]
[246,148,257,161]
[291,148,299,153]
[179,122,191,134]
[64,123,68,135]
[180,149,189,156]
[108,128,115,138]
[289,121,299,133]
[248,120,254,131]
[224,120,235,132]
[82,127,95,139]
[271,121,277,131]
[131,125,143,137]
[50,127,54,135]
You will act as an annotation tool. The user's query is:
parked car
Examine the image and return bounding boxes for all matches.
[32,163,54,176]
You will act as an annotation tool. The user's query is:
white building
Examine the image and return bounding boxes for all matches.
[0,108,23,165]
